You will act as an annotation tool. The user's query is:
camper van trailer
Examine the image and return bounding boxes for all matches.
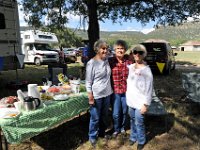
[0,0,23,71]
[21,30,59,65]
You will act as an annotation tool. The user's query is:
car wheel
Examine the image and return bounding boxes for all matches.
[35,58,41,66]
[172,62,176,70]
[71,56,76,63]
[164,63,171,75]
[71,59,76,63]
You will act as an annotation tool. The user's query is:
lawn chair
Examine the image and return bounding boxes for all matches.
[182,72,200,103]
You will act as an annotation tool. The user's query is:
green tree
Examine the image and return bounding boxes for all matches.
[21,0,200,57]
[42,27,83,48]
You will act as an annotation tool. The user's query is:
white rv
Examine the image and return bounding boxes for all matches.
[0,0,23,71]
[21,30,59,65]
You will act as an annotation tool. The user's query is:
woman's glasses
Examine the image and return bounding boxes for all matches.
[133,50,144,55]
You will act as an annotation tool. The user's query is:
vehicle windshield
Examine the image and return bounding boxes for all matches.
[78,47,84,51]
[34,43,53,51]
[141,43,167,53]
[63,48,73,52]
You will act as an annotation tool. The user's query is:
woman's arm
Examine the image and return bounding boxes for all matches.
[85,61,95,105]
[141,67,153,114]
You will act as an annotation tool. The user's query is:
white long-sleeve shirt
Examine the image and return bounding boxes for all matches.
[126,63,153,109]
[85,58,113,99]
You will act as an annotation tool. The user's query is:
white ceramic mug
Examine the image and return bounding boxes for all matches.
[28,84,40,99]
[14,101,23,112]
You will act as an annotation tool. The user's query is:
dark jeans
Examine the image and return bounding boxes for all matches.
[89,95,111,141]
[112,93,128,133]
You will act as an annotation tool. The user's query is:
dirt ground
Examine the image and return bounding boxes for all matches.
[4,67,200,150]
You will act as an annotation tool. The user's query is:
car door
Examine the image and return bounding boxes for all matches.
[27,44,35,62]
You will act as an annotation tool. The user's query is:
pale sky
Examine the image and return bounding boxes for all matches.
[18,3,155,34]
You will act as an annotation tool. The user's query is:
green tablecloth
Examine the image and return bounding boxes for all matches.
[0,93,89,144]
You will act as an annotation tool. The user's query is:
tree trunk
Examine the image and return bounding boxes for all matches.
[87,0,99,58]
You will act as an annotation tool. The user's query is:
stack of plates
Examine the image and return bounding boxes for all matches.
[0,108,20,119]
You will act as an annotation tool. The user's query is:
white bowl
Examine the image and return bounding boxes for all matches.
[53,94,68,101]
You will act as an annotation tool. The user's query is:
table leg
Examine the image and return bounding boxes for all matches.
[0,129,2,150]
[0,129,8,150]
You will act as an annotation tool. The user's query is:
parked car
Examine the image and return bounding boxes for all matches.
[140,39,177,75]
[63,48,77,63]
[75,47,84,56]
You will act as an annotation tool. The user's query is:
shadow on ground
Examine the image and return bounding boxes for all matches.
[32,113,90,150]
[146,113,175,143]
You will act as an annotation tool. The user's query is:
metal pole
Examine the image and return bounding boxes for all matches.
[0,129,8,150]
[0,129,2,150]
[13,44,19,83]
[1,134,8,150]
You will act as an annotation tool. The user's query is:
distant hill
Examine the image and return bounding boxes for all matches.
[73,29,145,46]
[73,21,200,47]
[146,22,200,46]
[20,21,200,47]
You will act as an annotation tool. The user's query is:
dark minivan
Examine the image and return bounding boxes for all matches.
[141,39,177,74]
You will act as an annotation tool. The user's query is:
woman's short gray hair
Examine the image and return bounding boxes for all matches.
[132,44,147,57]
[93,39,108,53]
[113,39,128,51]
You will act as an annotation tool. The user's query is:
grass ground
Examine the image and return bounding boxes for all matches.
[175,51,200,65]
[0,55,200,150]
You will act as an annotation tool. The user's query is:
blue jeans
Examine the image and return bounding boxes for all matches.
[88,95,110,141]
[112,93,128,133]
[129,107,146,144]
